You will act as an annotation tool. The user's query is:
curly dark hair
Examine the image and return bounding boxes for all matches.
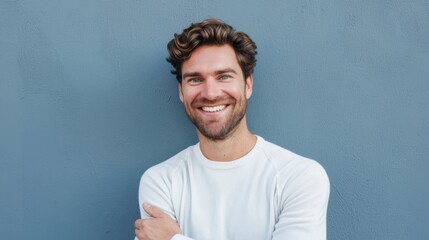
[167,19,257,82]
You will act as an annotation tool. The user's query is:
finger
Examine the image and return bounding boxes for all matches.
[135,219,144,229]
[143,203,166,218]
[134,219,145,239]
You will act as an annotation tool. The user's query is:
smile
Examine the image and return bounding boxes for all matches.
[201,105,226,112]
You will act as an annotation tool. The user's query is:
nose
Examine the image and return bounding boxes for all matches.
[200,78,221,100]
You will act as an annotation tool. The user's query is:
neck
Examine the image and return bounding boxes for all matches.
[197,118,257,162]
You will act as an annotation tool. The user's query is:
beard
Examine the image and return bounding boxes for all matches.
[184,95,247,141]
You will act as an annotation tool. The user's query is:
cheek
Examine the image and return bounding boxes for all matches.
[181,89,198,104]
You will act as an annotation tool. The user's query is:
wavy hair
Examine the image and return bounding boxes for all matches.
[167,19,257,82]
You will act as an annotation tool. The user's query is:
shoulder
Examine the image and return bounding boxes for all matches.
[258,138,330,238]
[141,145,193,183]
[137,145,195,219]
[257,136,329,189]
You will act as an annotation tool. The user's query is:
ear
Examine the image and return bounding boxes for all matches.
[245,74,253,99]
[178,82,184,103]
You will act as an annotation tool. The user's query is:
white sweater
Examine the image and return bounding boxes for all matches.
[137,136,330,240]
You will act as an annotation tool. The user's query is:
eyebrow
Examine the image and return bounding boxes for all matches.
[182,72,202,79]
[215,68,238,75]
[182,68,238,79]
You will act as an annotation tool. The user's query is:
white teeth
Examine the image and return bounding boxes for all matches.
[202,105,226,112]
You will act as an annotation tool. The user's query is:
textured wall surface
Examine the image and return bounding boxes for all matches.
[1,0,428,239]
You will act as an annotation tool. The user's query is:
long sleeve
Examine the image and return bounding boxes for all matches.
[272,160,330,240]
[136,164,197,240]
[138,166,176,220]
[134,138,330,240]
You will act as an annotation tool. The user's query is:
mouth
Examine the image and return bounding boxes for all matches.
[201,105,226,113]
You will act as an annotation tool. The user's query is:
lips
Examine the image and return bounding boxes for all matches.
[201,105,226,112]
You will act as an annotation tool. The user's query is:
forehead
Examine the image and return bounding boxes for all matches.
[182,45,241,75]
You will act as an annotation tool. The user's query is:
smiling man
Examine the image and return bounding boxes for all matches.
[134,19,330,240]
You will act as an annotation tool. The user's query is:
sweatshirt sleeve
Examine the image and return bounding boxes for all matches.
[272,160,330,240]
[136,165,197,240]
[138,166,176,220]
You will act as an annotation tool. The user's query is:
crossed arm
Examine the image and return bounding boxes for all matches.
[135,159,330,240]
[134,203,181,240]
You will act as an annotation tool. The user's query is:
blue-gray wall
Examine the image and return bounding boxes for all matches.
[1,1,428,239]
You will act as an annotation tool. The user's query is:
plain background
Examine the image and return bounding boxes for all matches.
[1,0,428,239]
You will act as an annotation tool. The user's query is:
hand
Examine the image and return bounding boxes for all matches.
[135,203,181,240]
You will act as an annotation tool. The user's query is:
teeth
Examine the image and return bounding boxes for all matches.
[202,105,226,112]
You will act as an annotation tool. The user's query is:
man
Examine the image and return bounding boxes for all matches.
[135,19,330,240]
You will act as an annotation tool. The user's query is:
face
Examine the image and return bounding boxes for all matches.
[178,44,253,141]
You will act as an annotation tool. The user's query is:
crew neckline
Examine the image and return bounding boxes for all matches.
[192,135,264,169]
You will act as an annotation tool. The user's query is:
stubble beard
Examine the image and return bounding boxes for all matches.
[185,96,247,141]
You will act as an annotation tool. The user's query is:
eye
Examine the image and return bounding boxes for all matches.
[188,78,201,83]
[219,75,230,81]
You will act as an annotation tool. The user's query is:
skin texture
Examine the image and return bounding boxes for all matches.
[179,44,251,142]
[136,44,257,239]
[179,44,256,161]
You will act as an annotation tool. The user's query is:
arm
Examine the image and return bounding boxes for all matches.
[134,167,195,240]
[135,203,181,240]
[273,161,330,240]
